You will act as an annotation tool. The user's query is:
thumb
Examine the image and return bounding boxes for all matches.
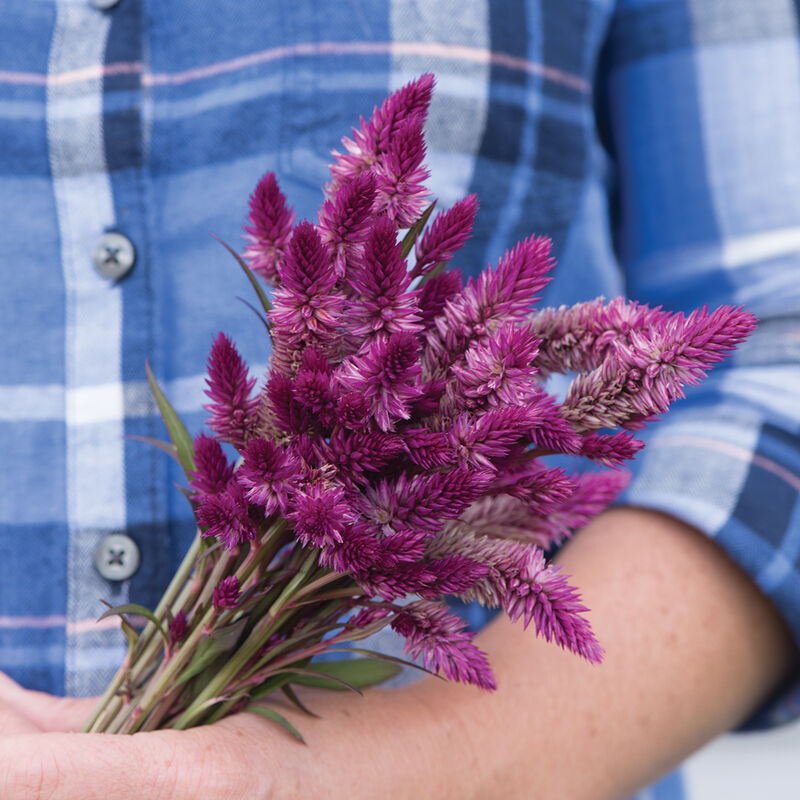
[0,673,97,732]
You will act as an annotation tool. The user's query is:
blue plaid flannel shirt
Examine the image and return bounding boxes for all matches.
[1,1,799,797]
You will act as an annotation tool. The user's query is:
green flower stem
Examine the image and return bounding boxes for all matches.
[81,533,205,733]
[119,520,289,734]
[171,550,318,730]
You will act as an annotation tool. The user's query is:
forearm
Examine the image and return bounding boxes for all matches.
[276,507,797,800]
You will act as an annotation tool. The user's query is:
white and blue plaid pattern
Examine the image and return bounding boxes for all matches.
[0,1,798,796]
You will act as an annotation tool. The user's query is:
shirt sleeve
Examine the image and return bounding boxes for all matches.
[599,3,800,728]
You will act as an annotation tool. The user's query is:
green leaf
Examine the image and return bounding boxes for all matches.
[327,647,441,679]
[236,296,271,332]
[246,704,306,743]
[282,658,402,692]
[212,234,273,315]
[416,259,446,289]
[176,618,247,685]
[98,602,168,642]
[281,685,319,718]
[120,616,139,658]
[125,435,179,463]
[145,362,196,479]
[400,200,436,259]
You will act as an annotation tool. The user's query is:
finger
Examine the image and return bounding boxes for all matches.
[0,704,40,735]
[0,719,276,800]
[0,674,96,733]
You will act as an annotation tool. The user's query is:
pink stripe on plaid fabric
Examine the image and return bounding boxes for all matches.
[652,435,800,492]
[0,62,142,86]
[0,42,589,92]
[0,615,125,634]
[0,615,68,629]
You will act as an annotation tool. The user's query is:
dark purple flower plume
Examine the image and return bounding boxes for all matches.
[318,172,377,277]
[412,194,478,278]
[243,172,295,286]
[238,437,299,515]
[328,73,434,192]
[347,215,421,338]
[204,333,259,450]
[213,575,241,611]
[189,433,235,495]
[336,331,423,431]
[195,482,259,550]
[417,268,462,327]
[391,601,496,689]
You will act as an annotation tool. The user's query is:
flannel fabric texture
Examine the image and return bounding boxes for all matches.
[1,1,799,797]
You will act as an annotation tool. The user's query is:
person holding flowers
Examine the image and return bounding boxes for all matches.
[0,2,798,798]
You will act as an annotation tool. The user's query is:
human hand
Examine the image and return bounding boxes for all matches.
[0,673,93,736]
[0,675,295,799]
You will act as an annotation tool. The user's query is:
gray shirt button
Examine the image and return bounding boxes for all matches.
[91,0,122,10]
[94,534,141,581]
[93,232,136,281]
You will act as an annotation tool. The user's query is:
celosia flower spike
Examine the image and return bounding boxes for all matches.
[373,114,430,228]
[317,171,377,277]
[561,306,757,432]
[336,331,423,431]
[238,437,300,515]
[424,235,554,377]
[204,333,259,450]
[195,482,259,550]
[391,601,496,689]
[417,268,462,327]
[328,73,435,192]
[347,214,422,340]
[213,575,241,611]
[243,172,295,286]
[270,221,342,342]
[412,194,478,278]
[189,433,235,495]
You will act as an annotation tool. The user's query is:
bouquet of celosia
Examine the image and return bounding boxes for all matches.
[83,74,755,738]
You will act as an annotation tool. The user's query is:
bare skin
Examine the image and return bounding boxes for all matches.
[0,507,796,799]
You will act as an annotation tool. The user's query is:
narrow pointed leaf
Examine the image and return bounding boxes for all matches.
[236,296,271,332]
[246,704,306,743]
[401,200,436,259]
[284,658,401,691]
[120,616,139,658]
[212,233,273,315]
[416,260,446,289]
[145,362,196,479]
[326,647,441,680]
[98,601,168,642]
[125,435,179,463]
[281,685,320,718]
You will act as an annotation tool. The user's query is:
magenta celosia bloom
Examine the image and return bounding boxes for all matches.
[137,75,756,707]
[336,331,422,431]
[562,305,757,432]
[168,610,188,649]
[288,483,354,549]
[391,601,496,689]
[328,73,434,194]
[243,172,296,286]
[204,333,259,451]
[412,194,478,278]
[346,215,422,339]
[318,172,377,278]
[424,235,553,378]
[189,433,234,495]
[270,221,344,346]
[195,482,258,550]
[238,437,299,515]
[213,575,241,611]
